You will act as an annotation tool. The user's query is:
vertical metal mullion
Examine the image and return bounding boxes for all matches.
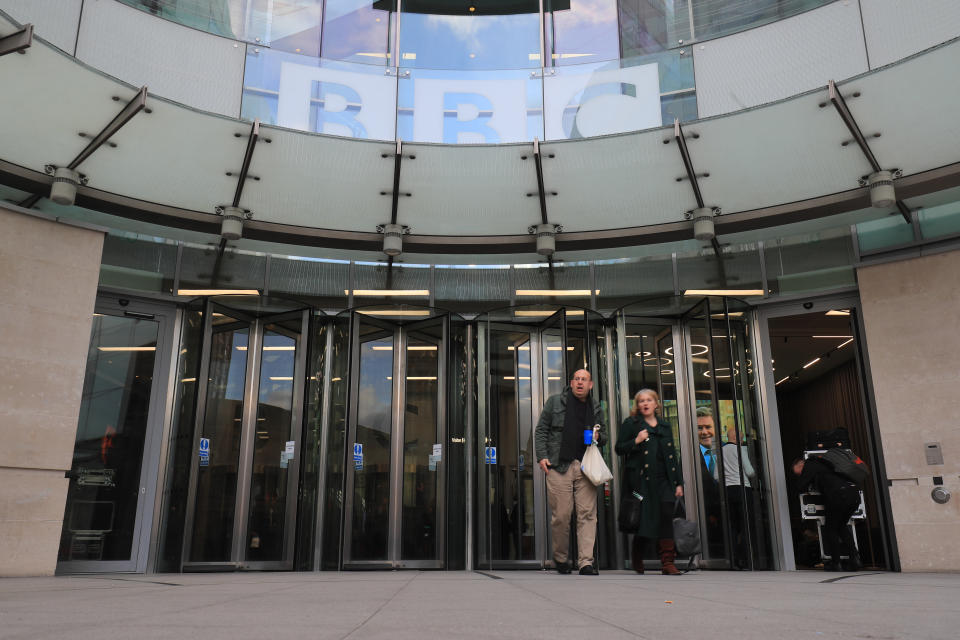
[180,299,216,567]
[910,207,922,242]
[723,298,753,569]
[672,317,696,520]
[538,0,546,70]
[604,320,623,570]
[389,325,405,565]
[314,317,335,571]
[758,241,769,299]
[263,254,272,297]
[233,319,264,564]
[342,313,362,565]
[529,329,546,566]
[393,0,401,72]
[672,252,680,296]
[465,322,475,571]
[282,309,310,567]
[173,242,183,295]
[436,316,448,565]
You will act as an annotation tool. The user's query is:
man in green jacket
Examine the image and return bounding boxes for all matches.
[535,369,608,575]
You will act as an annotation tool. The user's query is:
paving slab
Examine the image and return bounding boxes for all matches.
[1,570,958,640]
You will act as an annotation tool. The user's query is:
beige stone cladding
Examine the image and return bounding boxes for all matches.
[0,205,104,576]
[858,249,960,571]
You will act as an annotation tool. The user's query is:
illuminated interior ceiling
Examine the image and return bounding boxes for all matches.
[1,12,959,260]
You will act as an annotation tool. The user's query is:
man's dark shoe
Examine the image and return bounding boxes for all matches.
[841,553,862,572]
[556,562,572,574]
[823,561,841,572]
[579,564,598,575]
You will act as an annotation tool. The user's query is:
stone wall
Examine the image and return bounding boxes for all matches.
[858,249,960,571]
[0,205,103,576]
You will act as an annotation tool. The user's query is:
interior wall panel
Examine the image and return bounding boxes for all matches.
[693,1,869,118]
[860,0,960,69]
[75,0,244,117]
[0,0,82,54]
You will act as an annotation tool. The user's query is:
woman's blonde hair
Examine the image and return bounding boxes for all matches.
[631,388,661,417]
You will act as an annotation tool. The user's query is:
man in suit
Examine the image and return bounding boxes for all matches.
[696,407,723,556]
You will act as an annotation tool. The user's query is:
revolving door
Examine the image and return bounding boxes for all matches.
[475,306,613,570]
[334,308,468,569]
[181,296,309,571]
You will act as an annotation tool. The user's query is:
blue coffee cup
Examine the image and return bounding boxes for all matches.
[583,429,593,445]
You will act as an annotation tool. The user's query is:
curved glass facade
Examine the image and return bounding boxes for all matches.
[117,0,831,141]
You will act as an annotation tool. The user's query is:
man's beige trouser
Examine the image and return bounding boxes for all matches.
[546,461,598,568]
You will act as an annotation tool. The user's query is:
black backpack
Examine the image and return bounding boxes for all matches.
[821,448,870,485]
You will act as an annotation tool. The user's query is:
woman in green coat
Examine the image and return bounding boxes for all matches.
[615,388,684,575]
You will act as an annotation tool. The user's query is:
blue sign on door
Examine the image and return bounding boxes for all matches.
[485,446,497,465]
[353,442,363,470]
[198,438,210,467]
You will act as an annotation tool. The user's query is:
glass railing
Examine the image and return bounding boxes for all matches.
[241,48,695,141]
[98,221,861,309]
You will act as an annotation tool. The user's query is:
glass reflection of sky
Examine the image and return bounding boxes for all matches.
[224,331,249,402]
[258,333,296,410]
[399,14,540,70]
[545,0,620,65]
[359,340,394,434]
[322,0,395,63]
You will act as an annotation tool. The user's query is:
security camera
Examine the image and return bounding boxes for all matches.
[118,298,130,307]
[803,302,814,310]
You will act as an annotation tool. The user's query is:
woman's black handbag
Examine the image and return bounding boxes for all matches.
[672,498,702,568]
[618,491,644,533]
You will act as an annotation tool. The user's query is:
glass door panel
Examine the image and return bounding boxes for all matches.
[245,329,297,562]
[59,313,159,565]
[722,304,774,569]
[189,321,249,562]
[618,320,681,566]
[540,309,567,397]
[348,331,394,561]
[483,327,538,566]
[401,334,441,561]
[685,301,730,565]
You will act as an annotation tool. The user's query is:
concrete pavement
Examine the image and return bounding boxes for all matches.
[1,570,958,639]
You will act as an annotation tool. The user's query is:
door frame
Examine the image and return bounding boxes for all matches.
[753,292,899,572]
[56,295,177,574]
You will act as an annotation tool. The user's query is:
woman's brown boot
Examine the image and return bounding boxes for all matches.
[631,536,645,574]
[658,538,681,575]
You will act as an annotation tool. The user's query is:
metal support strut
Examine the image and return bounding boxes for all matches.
[827,80,911,224]
[0,23,32,57]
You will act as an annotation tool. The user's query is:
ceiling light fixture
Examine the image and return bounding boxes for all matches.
[838,338,854,348]
[812,335,854,339]
[684,289,765,296]
[802,357,821,369]
[825,309,851,316]
[357,310,431,317]
[775,376,790,386]
[515,289,598,296]
[97,346,156,352]
[514,310,584,317]
[346,289,429,296]
[177,289,260,296]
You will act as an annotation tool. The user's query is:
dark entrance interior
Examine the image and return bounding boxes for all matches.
[769,307,891,570]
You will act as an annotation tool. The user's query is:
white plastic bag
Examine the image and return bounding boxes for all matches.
[581,444,613,485]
